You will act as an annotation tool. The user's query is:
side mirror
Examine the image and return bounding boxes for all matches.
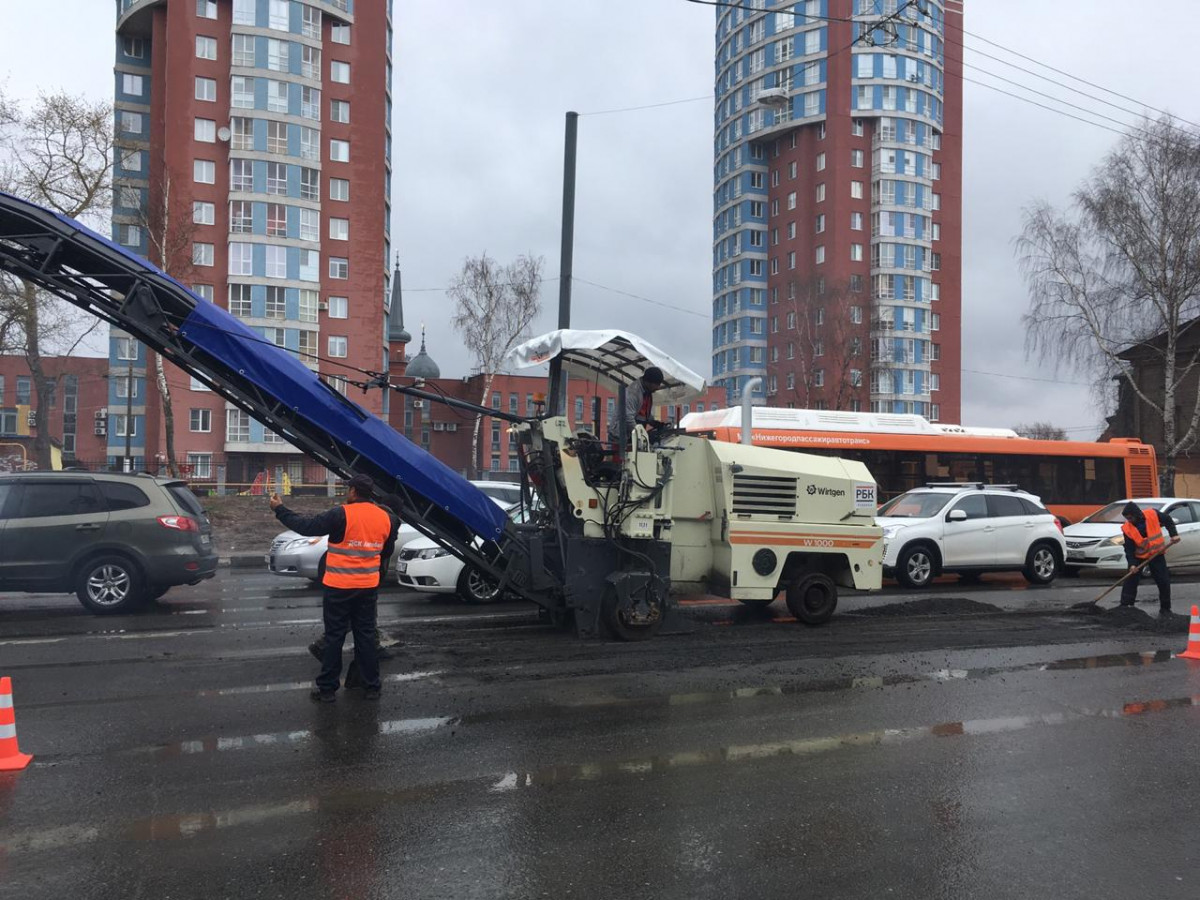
[946,509,967,522]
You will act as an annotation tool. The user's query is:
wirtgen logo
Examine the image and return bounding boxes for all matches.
[806,484,847,498]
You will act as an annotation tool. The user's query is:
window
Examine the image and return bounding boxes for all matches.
[120,111,143,135]
[193,159,215,184]
[228,284,253,317]
[815,245,825,264]
[328,296,348,318]
[301,45,321,80]
[330,99,350,123]
[197,0,217,17]
[330,177,349,201]
[265,202,287,237]
[815,213,825,234]
[298,290,319,324]
[299,250,318,282]
[930,343,941,361]
[787,221,796,240]
[299,126,319,161]
[192,242,214,267]
[190,408,212,432]
[932,192,941,211]
[851,180,865,199]
[329,257,348,279]
[266,162,288,195]
[227,409,250,443]
[932,222,941,241]
[814,369,825,388]
[232,34,255,67]
[187,453,213,479]
[331,61,350,84]
[194,76,216,102]
[267,80,289,113]
[815,183,825,202]
[192,284,214,302]
[229,116,252,151]
[120,149,142,172]
[331,22,351,44]
[851,149,864,168]
[931,252,941,271]
[230,159,253,192]
[196,35,217,60]
[816,152,825,172]
[930,372,940,392]
[264,286,286,319]
[301,4,321,38]
[851,243,864,261]
[194,117,216,143]
[328,336,348,358]
[298,329,317,364]
[329,218,348,241]
[265,245,286,278]
[931,313,941,331]
[850,274,863,293]
[228,242,253,276]
[330,139,349,162]
[852,118,864,137]
[267,120,288,154]
[300,86,321,120]
[299,167,320,201]
[268,0,290,30]
[231,76,253,108]
[850,305,863,324]
[122,74,144,96]
[267,39,289,72]
[786,191,797,210]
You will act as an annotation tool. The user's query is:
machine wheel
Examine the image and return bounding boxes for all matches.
[896,544,937,589]
[602,577,667,641]
[785,573,838,625]
[75,555,145,615]
[1022,543,1059,585]
[457,566,501,604]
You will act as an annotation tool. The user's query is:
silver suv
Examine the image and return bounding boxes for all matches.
[0,472,218,614]
[877,483,1065,589]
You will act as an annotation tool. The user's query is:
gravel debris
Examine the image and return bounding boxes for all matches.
[853,597,1004,617]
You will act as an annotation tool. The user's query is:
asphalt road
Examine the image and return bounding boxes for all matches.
[2,570,1200,899]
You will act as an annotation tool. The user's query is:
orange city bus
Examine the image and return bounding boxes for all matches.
[682,407,1158,525]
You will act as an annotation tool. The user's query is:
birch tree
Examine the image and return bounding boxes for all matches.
[0,90,112,469]
[447,253,543,477]
[775,275,868,410]
[1017,115,1200,494]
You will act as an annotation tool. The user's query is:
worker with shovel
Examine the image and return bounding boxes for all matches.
[1119,501,1180,615]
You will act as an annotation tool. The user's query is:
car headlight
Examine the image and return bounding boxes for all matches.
[417,547,449,560]
[882,525,905,540]
[285,537,322,550]
[1105,535,1125,546]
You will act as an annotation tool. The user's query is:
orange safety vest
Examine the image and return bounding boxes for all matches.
[1122,508,1167,560]
[324,502,392,589]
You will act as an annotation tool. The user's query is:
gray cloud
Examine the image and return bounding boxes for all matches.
[1,0,1194,437]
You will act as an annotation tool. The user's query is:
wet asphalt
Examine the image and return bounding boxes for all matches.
[3,570,1200,899]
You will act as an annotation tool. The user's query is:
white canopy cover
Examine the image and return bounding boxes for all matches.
[506,329,706,404]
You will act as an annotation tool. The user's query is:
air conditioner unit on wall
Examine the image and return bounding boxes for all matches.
[432,422,445,431]
[318,302,328,310]
[445,423,458,433]
[412,400,424,409]
[94,424,107,436]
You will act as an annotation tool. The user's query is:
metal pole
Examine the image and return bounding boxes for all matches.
[740,377,763,445]
[125,364,133,471]
[548,111,578,416]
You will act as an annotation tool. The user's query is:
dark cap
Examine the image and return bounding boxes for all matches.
[1122,501,1142,519]
[345,474,376,496]
[643,366,665,386]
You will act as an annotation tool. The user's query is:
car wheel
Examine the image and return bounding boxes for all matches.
[785,572,838,625]
[308,554,327,588]
[75,555,145,614]
[1023,543,1059,585]
[896,544,937,589]
[456,565,500,604]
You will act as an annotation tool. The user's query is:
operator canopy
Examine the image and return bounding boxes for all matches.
[506,329,706,405]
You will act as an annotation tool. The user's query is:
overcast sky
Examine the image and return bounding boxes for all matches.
[1,1,1194,436]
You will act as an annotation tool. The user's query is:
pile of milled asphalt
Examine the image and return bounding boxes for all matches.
[1069,604,1190,633]
[853,597,1003,617]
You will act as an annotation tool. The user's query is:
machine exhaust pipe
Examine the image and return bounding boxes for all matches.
[740,377,762,445]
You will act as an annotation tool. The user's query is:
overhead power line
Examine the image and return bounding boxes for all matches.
[572,277,710,320]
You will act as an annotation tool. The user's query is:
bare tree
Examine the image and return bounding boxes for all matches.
[1013,422,1068,441]
[1017,115,1200,494]
[134,167,195,476]
[447,253,543,477]
[0,90,112,469]
[773,275,868,410]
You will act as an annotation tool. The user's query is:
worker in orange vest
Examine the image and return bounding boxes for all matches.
[1119,501,1180,615]
[271,474,398,701]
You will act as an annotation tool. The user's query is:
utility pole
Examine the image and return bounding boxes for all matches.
[547,110,578,416]
[124,364,133,472]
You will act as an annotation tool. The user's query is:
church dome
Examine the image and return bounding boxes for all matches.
[405,327,440,379]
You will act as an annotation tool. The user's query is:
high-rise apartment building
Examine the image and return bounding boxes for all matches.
[110,0,395,484]
[711,0,961,423]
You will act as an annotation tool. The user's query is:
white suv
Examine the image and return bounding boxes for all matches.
[877,484,1065,589]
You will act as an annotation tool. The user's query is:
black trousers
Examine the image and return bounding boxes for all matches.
[317,586,380,692]
[1120,554,1171,610]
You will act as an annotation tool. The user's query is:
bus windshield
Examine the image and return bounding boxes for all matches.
[1082,499,1166,524]
[877,491,953,518]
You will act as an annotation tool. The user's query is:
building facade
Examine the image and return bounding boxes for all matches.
[710,0,961,422]
[110,0,394,483]
[0,357,111,470]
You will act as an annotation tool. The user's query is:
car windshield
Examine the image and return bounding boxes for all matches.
[877,492,953,518]
[1083,500,1166,524]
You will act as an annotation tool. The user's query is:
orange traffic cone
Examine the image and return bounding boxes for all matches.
[1179,606,1200,661]
[0,677,33,772]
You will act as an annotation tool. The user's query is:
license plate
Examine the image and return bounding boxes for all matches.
[396,562,407,574]
[1066,550,1083,560]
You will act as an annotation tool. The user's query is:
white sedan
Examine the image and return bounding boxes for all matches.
[268,523,423,583]
[1062,497,1200,572]
[396,501,526,603]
